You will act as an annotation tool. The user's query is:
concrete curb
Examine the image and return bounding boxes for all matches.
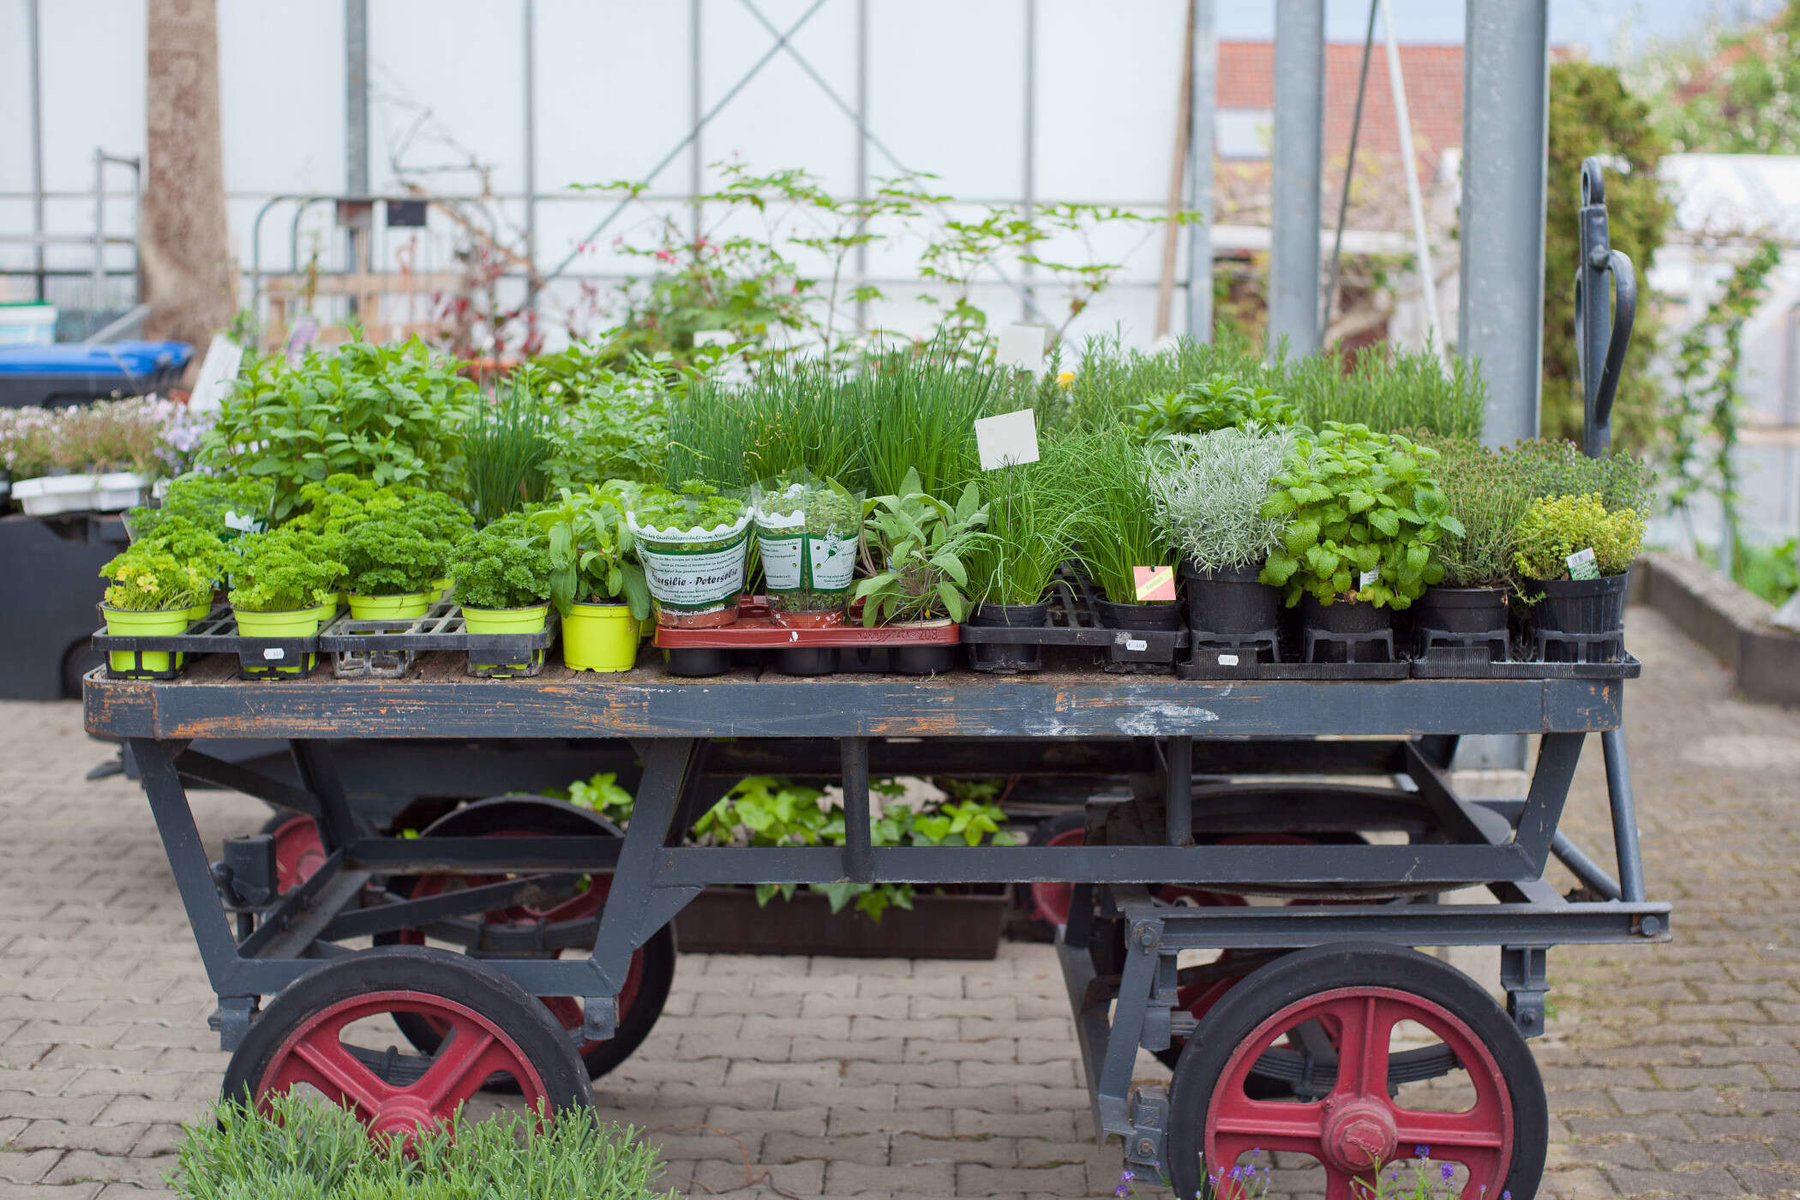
[1634,552,1800,706]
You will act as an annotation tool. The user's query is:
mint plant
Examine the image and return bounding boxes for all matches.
[855,468,991,625]
[1259,423,1462,609]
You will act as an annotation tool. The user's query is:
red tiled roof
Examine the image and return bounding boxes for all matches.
[1216,40,1464,184]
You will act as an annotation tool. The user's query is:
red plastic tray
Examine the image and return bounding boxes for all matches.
[653,597,959,649]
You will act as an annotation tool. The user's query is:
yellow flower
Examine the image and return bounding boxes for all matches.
[1056,371,1076,389]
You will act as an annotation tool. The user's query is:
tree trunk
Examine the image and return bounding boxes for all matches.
[141,0,233,350]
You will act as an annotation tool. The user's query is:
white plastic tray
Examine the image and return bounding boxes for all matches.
[12,472,150,515]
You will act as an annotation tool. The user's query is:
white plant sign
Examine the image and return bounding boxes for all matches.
[975,409,1040,471]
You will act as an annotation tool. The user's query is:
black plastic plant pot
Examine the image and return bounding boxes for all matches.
[1095,598,1183,632]
[967,601,1050,672]
[1300,595,1395,664]
[890,643,957,675]
[1524,571,1630,662]
[1415,586,1509,634]
[776,646,837,676]
[661,646,730,677]
[1180,561,1280,636]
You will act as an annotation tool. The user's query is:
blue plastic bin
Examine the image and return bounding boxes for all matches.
[0,340,194,408]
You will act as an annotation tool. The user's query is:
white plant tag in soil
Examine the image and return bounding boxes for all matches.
[996,324,1047,373]
[975,408,1040,470]
[1360,569,1380,590]
[1567,547,1600,580]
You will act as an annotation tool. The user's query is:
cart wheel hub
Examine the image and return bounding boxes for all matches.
[370,1100,439,1139]
[1321,1097,1396,1172]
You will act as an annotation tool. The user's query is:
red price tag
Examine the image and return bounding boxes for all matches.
[1133,565,1176,603]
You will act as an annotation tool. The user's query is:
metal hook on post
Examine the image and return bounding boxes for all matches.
[1575,156,1637,459]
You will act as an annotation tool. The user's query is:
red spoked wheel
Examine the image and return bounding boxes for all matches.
[1167,944,1546,1200]
[221,946,592,1137]
[261,811,327,894]
[1025,810,1089,929]
[374,796,675,1087]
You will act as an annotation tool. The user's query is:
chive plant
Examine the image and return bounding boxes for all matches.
[665,358,862,487]
[854,340,1010,497]
[464,367,556,525]
[1049,426,1173,603]
[967,461,1086,607]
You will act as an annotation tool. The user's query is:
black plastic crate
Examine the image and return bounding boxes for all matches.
[317,603,558,679]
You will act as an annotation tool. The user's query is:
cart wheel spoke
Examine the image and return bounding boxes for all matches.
[413,1021,503,1112]
[274,1021,393,1118]
[1392,1106,1510,1150]
[1210,1102,1327,1146]
[1319,993,1398,1100]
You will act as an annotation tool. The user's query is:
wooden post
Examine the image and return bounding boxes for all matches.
[1154,0,1198,340]
[142,0,235,351]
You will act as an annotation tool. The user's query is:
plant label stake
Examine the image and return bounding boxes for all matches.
[975,409,1040,471]
[1133,566,1176,602]
[1566,547,1600,581]
[996,324,1047,374]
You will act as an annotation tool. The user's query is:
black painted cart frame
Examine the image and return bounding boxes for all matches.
[85,654,1666,1184]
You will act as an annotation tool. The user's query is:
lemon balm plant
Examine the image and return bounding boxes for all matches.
[855,469,991,626]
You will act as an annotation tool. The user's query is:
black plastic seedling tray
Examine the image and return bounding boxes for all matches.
[91,605,321,680]
[318,603,558,679]
[959,575,1187,674]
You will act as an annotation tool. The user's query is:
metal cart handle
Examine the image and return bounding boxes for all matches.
[1576,157,1637,459]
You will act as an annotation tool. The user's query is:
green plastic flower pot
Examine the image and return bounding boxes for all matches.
[434,576,455,602]
[462,603,549,676]
[563,602,639,673]
[103,606,191,676]
[347,592,433,621]
[233,607,319,676]
[188,597,214,624]
[311,601,336,631]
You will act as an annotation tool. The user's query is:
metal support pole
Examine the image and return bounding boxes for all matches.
[1164,737,1192,847]
[1185,0,1217,341]
[1460,0,1550,447]
[1379,0,1441,346]
[689,0,703,242]
[1021,0,1037,321]
[853,0,870,332]
[523,0,537,307]
[1601,728,1645,904]
[27,0,46,303]
[345,0,369,314]
[841,738,873,883]
[91,148,106,312]
[1323,1,1377,338]
[1269,0,1325,359]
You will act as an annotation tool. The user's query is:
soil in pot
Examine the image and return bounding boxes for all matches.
[1096,598,1183,631]
[967,601,1049,672]
[1300,595,1395,664]
[1522,571,1630,662]
[1181,562,1280,637]
[562,602,639,673]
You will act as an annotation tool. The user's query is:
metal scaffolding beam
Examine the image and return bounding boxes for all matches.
[1269,0,1325,358]
[1460,0,1550,446]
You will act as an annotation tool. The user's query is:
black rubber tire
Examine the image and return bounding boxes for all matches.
[1166,943,1546,1200]
[374,795,676,1087]
[221,945,593,1120]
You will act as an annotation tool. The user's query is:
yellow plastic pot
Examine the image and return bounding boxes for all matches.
[347,592,433,621]
[233,607,319,677]
[102,606,191,676]
[462,604,549,676]
[311,601,336,631]
[434,576,455,602]
[563,603,639,672]
[188,594,215,623]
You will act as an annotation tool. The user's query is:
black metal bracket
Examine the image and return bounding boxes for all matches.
[208,995,258,1052]
[1576,156,1637,458]
[1501,945,1550,1039]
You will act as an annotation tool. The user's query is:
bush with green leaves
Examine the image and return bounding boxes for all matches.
[690,775,1016,921]
[537,347,671,488]
[1259,423,1462,609]
[1150,426,1295,574]
[628,480,749,548]
[1505,438,1656,515]
[1513,493,1645,580]
[172,1094,678,1200]
[129,476,274,542]
[1126,374,1299,444]
[855,468,991,624]
[340,512,453,597]
[228,528,345,613]
[201,336,475,520]
[451,512,553,610]
[99,542,213,612]
[534,486,651,618]
[1416,435,1530,590]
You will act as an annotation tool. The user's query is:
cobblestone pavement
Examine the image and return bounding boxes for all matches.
[0,605,1795,1199]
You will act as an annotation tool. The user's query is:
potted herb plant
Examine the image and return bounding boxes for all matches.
[753,472,863,628]
[538,486,652,673]
[121,512,236,623]
[97,542,213,677]
[1151,426,1293,640]
[855,468,990,674]
[227,528,346,676]
[1412,436,1528,658]
[965,464,1080,671]
[1513,492,1644,662]
[1259,423,1461,662]
[340,511,453,621]
[627,481,752,629]
[452,511,555,674]
[1053,429,1178,631]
